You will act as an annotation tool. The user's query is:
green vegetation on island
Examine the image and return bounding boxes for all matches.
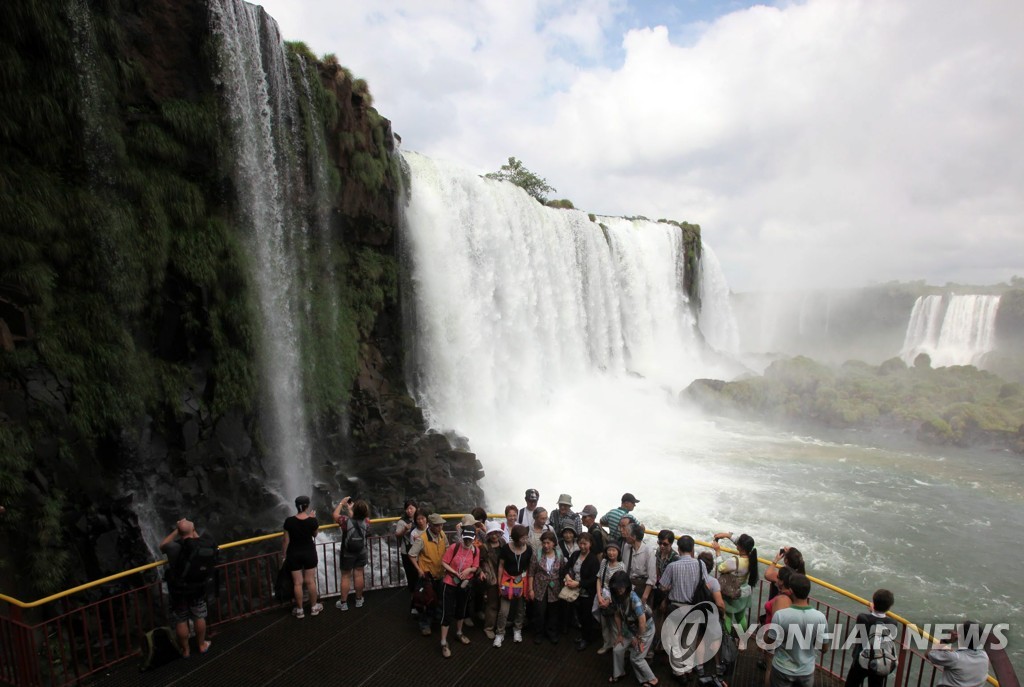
[685,356,1024,454]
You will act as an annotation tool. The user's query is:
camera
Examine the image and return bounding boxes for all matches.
[779,548,786,555]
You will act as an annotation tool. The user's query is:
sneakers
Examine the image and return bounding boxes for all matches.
[411,608,419,616]
[441,642,451,658]
[336,600,349,611]
[463,617,474,627]
[493,634,504,648]
[292,607,305,619]
[597,646,610,655]
[513,629,523,643]
[456,633,471,645]
[421,627,432,636]
[310,603,323,617]
[484,628,495,640]
[355,597,365,608]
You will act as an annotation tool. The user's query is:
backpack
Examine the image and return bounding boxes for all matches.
[139,626,181,671]
[858,621,898,676]
[344,519,366,554]
[718,557,743,600]
[166,533,219,594]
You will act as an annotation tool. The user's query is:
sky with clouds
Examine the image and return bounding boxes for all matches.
[253,0,1024,292]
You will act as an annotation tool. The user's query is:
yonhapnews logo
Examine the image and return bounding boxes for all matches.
[662,601,722,674]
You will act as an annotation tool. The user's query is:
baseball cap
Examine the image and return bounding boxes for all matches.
[581,504,598,517]
[525,489,539,501]
[621,493,639,504]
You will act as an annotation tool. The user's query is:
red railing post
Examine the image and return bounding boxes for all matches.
[893,621,912,687]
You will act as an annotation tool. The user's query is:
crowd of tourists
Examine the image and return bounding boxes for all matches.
[271,488,992,687]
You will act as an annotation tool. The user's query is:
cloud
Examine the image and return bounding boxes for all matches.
[252,0,1024,291]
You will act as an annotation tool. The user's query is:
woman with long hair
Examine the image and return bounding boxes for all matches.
[281,495,321,618]
[563,531,600,651]
[393,500,419,610]
[334,496,372,610]
[765,546,805,599]
[608,570,658,686]
[711,532,759,633]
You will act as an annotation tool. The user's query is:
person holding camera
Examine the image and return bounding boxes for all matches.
[711,531,759,634]
[333,495,371,611]
[438,528,480,657]
[281,497,321,619]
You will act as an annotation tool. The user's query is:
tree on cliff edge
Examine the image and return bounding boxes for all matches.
[485,157,555,203]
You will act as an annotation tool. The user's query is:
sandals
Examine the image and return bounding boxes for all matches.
[608,677,622,684]
[456,633,471,645]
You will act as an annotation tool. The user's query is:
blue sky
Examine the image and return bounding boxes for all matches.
[252,0,1024,292]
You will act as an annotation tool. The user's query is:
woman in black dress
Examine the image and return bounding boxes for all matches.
[282,495,321,618]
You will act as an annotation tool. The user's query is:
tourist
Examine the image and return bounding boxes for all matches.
[438,528,480,658]
[600,493,639,535]
[527,506,553,556]
[529,530,564,644]
[280,496,321,620]
[393,499,419,608]
[651,530,679,652]
[401,508,429,614]
[619,520,657,604]
[159,518,214,655]
[712,531,759,633]
[596,541,626,654]
[658,535,712,608]
[333,496,371,610]
[697,552,727,616]
[517,488,541,525]
[926,621,990,687]
[607,570,658,686]
[409,513,448,635]
[846,589,898,687]
[501,504,518,543]
[581,504,606,558]
[494,524,532,647]
[769,573,830,687]
[478,522,504,639]
[563,531,601,651]
[558,523,579,560]
[766,546,806,599]
[549,493,582,536]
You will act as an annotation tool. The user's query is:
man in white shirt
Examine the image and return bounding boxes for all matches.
[517,488,540,525]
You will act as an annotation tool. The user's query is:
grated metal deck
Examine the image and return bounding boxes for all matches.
[86,588,844,687]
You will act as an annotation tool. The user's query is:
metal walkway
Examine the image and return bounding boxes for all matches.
[86,587,842,687]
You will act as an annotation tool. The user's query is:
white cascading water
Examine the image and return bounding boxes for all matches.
[900,294,1000,367]
[698,243,740,356]
[402,152,741,511]
[209,0,314,503]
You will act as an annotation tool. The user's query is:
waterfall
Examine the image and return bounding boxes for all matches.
[698,244,740,355]
[209,0,319,504]
[900,294,1000,367]
[401,152,737,502]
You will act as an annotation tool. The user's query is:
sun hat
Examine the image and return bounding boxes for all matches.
[556,493,573,506]
[460,514,476,528]
[428,513,446,525]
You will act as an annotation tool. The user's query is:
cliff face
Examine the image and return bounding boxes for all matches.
[0,0,480,597]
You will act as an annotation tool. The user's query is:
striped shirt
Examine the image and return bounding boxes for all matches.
[658,556,711,603]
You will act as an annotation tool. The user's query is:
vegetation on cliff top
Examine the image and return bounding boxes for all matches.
[485,156,556,204]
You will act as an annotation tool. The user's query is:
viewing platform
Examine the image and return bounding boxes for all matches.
[1,521,1017,687]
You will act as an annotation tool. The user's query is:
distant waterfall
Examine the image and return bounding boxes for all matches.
[209,0,322,503]
[900,294,1001,367]
[698,244,740,355]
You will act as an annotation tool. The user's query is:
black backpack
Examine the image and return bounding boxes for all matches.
[139,626,180,671]
[166,533,219,594]
[344,520,366,554]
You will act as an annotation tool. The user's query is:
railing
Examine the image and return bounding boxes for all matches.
[0,519,1015,687]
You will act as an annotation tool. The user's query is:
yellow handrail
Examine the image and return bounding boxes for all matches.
[0,513,1004,687]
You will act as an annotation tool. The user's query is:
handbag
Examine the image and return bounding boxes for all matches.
[558,585,581,602]
[412,573,437,610]
[499,570,526,600]
[718,557,743,600]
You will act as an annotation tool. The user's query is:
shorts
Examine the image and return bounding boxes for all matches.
[169,592,208,625]
[285,550,318,572]
[341,550,368,571]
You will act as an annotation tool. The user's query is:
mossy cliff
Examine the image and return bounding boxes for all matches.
[0,0,480,597]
